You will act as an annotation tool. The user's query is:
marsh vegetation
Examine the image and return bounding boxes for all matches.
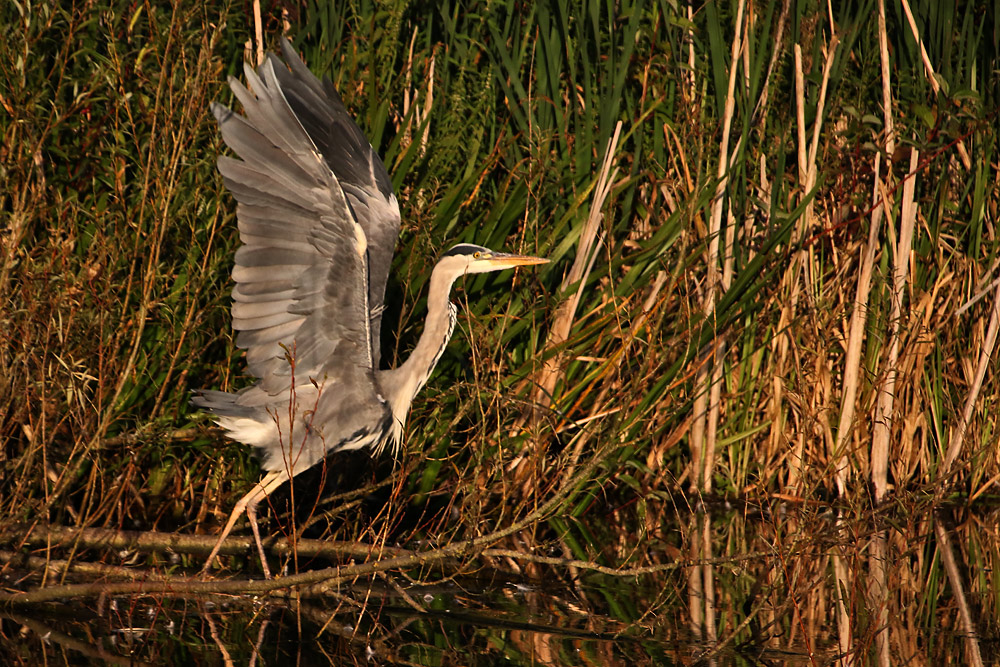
[1,0,998,663]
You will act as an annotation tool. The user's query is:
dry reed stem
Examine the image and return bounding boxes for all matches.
[684,4,696,102]
[806,37,839,192]
[252,0,264,67]
[869,531,891,667]
[690,0,745,494]
[897,0,936,93]
[401,29,435,160]
[793,35,837,295]
[797,30,838,488]
[421,53,435,155]
[832,538,854,667]
[403,28,419,145]
[782,34,836,494]
[871,148,919,502]
[833,162,884,495]
[794,45,808,196]
[687,516,703,639]
[689,368,710,493]
[770,45,810,494]
[686,3,747,640]
[703,340,725,495]
[701,517,716,642]
[835,0,894,497]
[933,517,986,667]
[752,0,790,122]
[877,0,895,157]
[943,279,1000,471]
[898,0,971,170]
[531,120,622,412]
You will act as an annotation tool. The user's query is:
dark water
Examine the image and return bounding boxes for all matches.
[3,578,682,665]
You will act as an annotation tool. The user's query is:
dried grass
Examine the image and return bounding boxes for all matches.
[1,0,999,662]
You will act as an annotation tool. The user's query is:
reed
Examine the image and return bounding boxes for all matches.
[2,0,998,662]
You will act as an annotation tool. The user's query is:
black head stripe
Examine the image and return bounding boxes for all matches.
[441,243,488,258]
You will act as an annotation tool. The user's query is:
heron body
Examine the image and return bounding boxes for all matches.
[193,39,546,576]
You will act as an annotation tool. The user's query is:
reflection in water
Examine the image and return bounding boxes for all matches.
[2,502,997,664]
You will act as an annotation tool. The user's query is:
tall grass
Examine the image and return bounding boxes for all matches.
[1,2,243,529]
[2,0,999,662]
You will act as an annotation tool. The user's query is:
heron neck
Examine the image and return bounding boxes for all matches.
[378,268,458,447]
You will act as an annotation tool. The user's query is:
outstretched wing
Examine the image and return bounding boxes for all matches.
[214,53,378,397]
[268,38,400,367]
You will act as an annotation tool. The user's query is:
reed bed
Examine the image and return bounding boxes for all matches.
[2,0,999,663]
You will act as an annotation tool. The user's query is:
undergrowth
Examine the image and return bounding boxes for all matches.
[2,0,999,661]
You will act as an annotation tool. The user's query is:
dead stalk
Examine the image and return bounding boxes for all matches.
[871,147,919,502]
[943,279,1000,471]
[692,0,745,493]
[898,0,971,169]
[531,121,623,412]
[933,516,986,667]
[869,531,892,667]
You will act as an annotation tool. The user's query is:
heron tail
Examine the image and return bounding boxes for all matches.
[190,389,258,418]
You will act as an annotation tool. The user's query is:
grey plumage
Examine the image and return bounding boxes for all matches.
[194,38,547,577]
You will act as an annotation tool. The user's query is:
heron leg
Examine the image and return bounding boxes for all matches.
[246,500,270,579]
[201,470,288,576]
[245,470,291,579]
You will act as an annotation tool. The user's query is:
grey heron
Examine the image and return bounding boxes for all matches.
[193,39,547,577]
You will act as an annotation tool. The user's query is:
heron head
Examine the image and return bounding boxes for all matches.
[438,243,549,277]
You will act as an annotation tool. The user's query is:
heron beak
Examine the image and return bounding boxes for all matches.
[483,253,550,269]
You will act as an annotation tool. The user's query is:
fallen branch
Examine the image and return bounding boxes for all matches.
[1,443,610,604]
[8,524,409,560]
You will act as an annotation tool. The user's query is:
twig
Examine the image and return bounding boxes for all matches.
[0,549,176,582]
[479,547,769,577]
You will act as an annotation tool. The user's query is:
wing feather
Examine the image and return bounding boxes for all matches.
[213,47,385,398]
[231,299,292,319]
[269,38,401,366]
[233,283,297,299]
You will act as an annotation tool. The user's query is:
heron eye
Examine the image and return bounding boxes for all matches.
[473,251,481,259]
